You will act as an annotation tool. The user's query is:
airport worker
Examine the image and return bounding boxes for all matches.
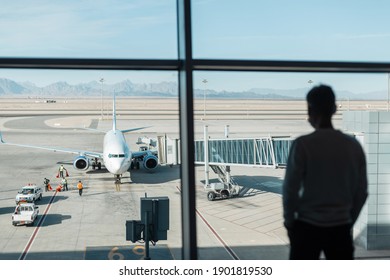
[282,84,368,260]
[61,177,68,191]
[58,164,68,178]
[77,180,83,196]
[44,178,50,192]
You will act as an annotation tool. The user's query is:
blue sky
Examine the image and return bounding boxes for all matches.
[1,0,390,96]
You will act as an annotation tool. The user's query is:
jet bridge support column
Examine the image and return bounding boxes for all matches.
[204,125,209,187]
[225,125,229,138]
[225,125,231,185]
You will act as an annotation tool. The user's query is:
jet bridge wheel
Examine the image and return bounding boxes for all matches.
[207,191,216,201]
[221,190,230,199]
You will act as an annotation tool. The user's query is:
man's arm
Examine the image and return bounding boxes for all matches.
[351,148,368,224]
[282,140,305,229]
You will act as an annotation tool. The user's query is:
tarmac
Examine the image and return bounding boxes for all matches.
[1,97,390,260]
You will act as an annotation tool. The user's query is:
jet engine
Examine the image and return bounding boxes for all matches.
[73,156,90,171]
[143,154,158,171]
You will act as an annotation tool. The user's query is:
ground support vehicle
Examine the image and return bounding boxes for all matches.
[205,182,241,201]
[12,203,39,226]
[15,185,43,204]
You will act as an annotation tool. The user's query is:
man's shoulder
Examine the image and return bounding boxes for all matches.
[293,131,316,142]
[294,130,360,143]
[334,130,362,144]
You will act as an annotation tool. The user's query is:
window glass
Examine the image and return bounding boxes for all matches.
[192,0,390,62]
[0,69,180,258]
[0,0,177,58]
[192,71,388,258]
[194,71,389,107]
[193,71,388,204]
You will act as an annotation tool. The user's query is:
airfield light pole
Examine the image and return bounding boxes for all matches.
[100,78,104,120]
[202,79,208,120]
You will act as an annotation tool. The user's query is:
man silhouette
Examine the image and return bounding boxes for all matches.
[282,84,368,260]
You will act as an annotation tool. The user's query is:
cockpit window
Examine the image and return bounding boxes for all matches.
[108,154,125,158]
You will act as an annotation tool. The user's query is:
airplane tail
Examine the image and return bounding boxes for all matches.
[112,93,117,131]
[111,93,150,133]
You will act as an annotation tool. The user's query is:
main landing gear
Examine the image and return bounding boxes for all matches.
[130,159,140,170]
[92,158,102,170]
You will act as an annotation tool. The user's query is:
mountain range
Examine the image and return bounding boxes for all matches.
[0,78,387,100]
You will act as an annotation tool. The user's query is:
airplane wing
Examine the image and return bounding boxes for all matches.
[121,126,152,134]
[0,132,103,159]
[80,126,151,134]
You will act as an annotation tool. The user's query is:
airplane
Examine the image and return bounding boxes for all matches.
[0,95,159,183]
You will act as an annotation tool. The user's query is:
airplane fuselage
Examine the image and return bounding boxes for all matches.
[102,130,132,175]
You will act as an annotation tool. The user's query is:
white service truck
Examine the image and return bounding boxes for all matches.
[12,203,39,226]
[15,185,43,205]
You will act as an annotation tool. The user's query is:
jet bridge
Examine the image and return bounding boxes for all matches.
[194,126,293,191]
[151,134,292,168]
[148,129,293,195]
[195,136,292,168]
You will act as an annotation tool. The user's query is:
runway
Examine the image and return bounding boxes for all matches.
[1,97,389,260]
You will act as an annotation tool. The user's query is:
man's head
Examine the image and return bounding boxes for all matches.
[306,84,336,128]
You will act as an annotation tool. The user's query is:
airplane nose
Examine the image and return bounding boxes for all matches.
[112,159,130,174]
[107,161,122,174]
